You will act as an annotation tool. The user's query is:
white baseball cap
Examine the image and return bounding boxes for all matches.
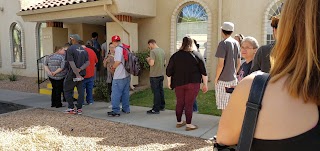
[221,22,234,31]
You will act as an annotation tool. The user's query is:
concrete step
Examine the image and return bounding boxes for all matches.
[39,88,79,99]
[47,83,78,91]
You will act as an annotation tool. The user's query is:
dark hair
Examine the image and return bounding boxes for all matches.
[64,43,71,47]
[148,39,156,44]
[222,30,233,36]
[109,42,113,45]
[193,39,200,49]
[54,46,63,52]
[78,40,85,45]
[179,37,193,51]
[92,32,98,38]
[271,16,280,29]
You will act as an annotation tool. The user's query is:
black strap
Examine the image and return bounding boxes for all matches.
[237,73,270,151]
[190,51,200,64]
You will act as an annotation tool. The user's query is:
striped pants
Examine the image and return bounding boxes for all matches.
[215,80,238,110]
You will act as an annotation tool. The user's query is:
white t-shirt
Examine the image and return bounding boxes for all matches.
[113,44,130,79]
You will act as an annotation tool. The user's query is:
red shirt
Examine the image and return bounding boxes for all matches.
[84,47,98,78]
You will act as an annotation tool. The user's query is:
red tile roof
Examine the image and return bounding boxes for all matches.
[21,0,98,11]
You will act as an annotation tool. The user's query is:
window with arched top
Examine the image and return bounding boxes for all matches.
[36,23,46,59]
[11,23,23,63]
[10,22,26,68]
[264,1,284,45]
[176,3,208,55]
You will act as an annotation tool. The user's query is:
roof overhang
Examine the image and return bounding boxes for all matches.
[17,0,156,24]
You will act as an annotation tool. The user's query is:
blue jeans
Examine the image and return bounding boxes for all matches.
[150,76,165,112]
[83,77,94,104]
[111,76,130,114]
[193,99,198,112]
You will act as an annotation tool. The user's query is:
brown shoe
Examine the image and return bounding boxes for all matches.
[176,121,186,128]
[186,125,198,131]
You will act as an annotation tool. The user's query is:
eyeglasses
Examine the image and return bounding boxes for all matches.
[241,46,255,50]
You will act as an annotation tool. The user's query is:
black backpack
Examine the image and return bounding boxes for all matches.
[119,45,141,76]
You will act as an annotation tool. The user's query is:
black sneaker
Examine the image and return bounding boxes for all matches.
[160,108,165,111]
[121,109,130,114]
[147,109,160,114]
[108,111,120,117]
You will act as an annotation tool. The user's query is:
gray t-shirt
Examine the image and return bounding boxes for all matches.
[113,44,130,79]
[215,37,240,82]
[150,48,165,77]
[101,42,107,56]
[45,53,67,80]
[251,43,274,73]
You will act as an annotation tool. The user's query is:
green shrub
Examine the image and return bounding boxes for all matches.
[94,82,110,102]
[0,74,7,81]
[8,73,18,81]
[136,51,150,70]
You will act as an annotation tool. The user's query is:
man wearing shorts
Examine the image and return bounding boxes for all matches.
[215,22,241,111]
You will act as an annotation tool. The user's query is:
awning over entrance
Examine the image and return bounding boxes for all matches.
[17,0,156,25]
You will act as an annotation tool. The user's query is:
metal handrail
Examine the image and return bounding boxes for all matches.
[37,55,48,93]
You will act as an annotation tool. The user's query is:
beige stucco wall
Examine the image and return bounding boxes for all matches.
[223,0,276,45]
[114,0,156,17]
[64,23,105,45]
[134,0,219,88]
[42,27,68,56]
[82,23,106,45]
[64,23,84,40]
[133,0,278,88]
[1,0,282,80]
[0,0,38,77]
[106,22,139,85]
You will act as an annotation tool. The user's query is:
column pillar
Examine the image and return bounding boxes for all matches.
[106,17,139,85]
[42,22,68,55]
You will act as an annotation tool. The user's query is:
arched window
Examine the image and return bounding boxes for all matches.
[264,1,284,45]
[176,3,208,55]
[10,22,26,68]
[36,23,46,58]
[11,23,23,63]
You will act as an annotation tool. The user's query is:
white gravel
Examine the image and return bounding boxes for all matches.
[0,108,213,151]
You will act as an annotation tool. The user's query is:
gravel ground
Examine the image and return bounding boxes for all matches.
[0,108,213,151]
[0,76,39,93]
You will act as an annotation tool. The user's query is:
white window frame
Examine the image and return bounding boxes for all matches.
[36,22,46,59]
[263,0,284,45]
[10,22,26,69]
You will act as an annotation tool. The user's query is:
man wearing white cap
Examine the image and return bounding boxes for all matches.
[214,22,241,112]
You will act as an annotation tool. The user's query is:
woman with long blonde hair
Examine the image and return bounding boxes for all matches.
[216,0,320,150]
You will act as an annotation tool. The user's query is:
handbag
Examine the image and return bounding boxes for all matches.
[213,73,270,151]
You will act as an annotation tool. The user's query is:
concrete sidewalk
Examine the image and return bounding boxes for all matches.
[0,89,219,139]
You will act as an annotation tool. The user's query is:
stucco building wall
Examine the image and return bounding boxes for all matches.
[0,0,38,76]
[0,0,282,81]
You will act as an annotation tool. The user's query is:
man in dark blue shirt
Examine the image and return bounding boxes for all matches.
[64,34,89,115]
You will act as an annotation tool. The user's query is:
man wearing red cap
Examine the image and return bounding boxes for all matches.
[107,35,131,117]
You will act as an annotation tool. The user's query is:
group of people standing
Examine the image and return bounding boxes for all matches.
[214,16,279,113]
[44,33,102,115]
